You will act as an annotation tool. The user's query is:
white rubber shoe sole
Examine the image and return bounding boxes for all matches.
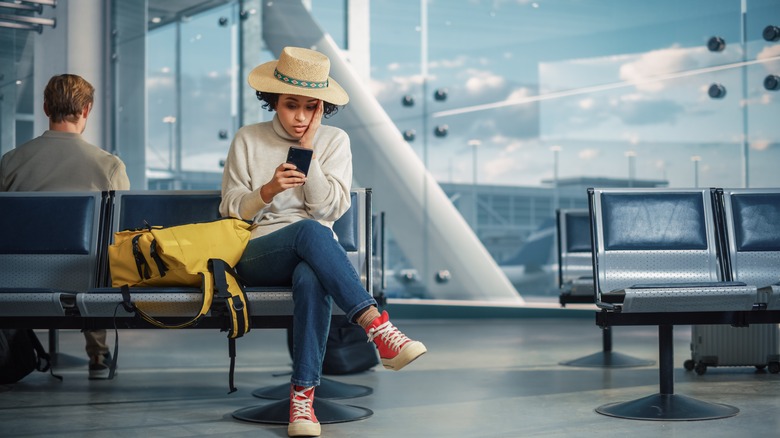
[381,341,427,371]
[288,420,321,437]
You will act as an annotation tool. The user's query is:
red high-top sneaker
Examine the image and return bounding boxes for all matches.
[366,310,427,370]
[288,385,320,437]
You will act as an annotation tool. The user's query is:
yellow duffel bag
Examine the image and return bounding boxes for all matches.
[108,217,253,339]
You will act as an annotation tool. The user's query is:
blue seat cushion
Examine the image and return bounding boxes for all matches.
[333,192,358,251]
[732,193,780,252]
[601,193,707,251]
[565,212,592,253]
[118,193,222,229]
[0,196,95,255]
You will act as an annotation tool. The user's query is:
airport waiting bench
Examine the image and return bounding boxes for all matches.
[588,187,780,421]
[0,188,377,424]
[0,189,374,328]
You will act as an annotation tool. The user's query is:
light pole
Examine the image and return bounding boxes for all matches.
[691,155,702,188]
[468,139,481,228]
[625,150,637,187]
[550,145,561,212]
[657,160,668,183]
[162,116,177,172]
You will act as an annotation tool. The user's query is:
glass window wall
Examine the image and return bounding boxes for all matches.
[146,1,240,189]
[367,0,780,300]
[1,0,778,304]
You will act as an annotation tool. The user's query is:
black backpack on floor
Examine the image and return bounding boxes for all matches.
[0,329,52,384]
[287,316,379,375]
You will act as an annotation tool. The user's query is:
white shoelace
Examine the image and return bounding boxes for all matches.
[367,321,409,352]
[291,387,314,421]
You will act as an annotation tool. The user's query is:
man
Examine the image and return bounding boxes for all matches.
[0,74,130,379]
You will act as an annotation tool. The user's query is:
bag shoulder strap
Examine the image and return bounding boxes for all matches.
[119,282,212,330]
[209,258,251,394]
[117,258,249,394]
[209,258,250,338]
[26,330,62,381]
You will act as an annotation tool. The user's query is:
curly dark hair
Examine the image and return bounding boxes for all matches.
[256,91,340,118]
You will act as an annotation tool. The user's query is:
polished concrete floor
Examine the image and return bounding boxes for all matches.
[1,312,779,437]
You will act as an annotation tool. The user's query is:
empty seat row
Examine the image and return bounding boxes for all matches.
[584,187,780,421]
[557,188,780,312]
[591,188,780,313]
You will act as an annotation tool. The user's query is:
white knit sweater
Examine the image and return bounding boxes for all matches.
[220,114,352,239]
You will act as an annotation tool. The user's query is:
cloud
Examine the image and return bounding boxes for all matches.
[578,148,600,160]
[613,95,685,125]
[578,98,595,110]
[369,54,539,140]
[463,69,507,95]
[618,45,702,92]
[502,138,526,153]
[490,134,511,144]
[481,144,548,184]
[757,45,780,60]
[752,139,771,151]
[429,55,468,70]
[369,74,428,100]
[757,45,780,75]
[147,75,175,89]
[505,87,533,102]
[484,155,517,176]
[428,64,539,139]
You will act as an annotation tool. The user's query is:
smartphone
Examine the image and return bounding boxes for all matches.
[286,146,313,176]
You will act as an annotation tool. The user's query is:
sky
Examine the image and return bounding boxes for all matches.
[365,0,780,189]
[144,0,780,189]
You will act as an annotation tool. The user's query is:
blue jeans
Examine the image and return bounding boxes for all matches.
[236,219,377,387]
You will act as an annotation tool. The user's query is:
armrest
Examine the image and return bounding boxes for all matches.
[628,281,747,289]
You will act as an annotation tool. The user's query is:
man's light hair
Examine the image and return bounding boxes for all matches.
[44,74,94,124]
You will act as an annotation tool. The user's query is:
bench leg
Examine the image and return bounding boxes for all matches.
[559,327,655,368]
[595,325,740,420]
[233,398,373,424]
[47,329,88,368]
[241,376,374,423]
[252,377,372,400]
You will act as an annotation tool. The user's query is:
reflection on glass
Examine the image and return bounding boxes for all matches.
[147,25,177,175]
[146,2,238,189]
[180,4,237,179]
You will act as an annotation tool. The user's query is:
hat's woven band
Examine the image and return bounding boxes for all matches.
[274,68,329,89]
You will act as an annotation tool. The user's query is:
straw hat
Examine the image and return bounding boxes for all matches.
[248,47,349,105]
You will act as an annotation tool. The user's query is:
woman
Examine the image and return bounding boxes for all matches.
[220,47,426,437]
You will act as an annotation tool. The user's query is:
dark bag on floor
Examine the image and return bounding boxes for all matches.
[287,317,379,375]
[323,319,379,375]
[0,329,51,384]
